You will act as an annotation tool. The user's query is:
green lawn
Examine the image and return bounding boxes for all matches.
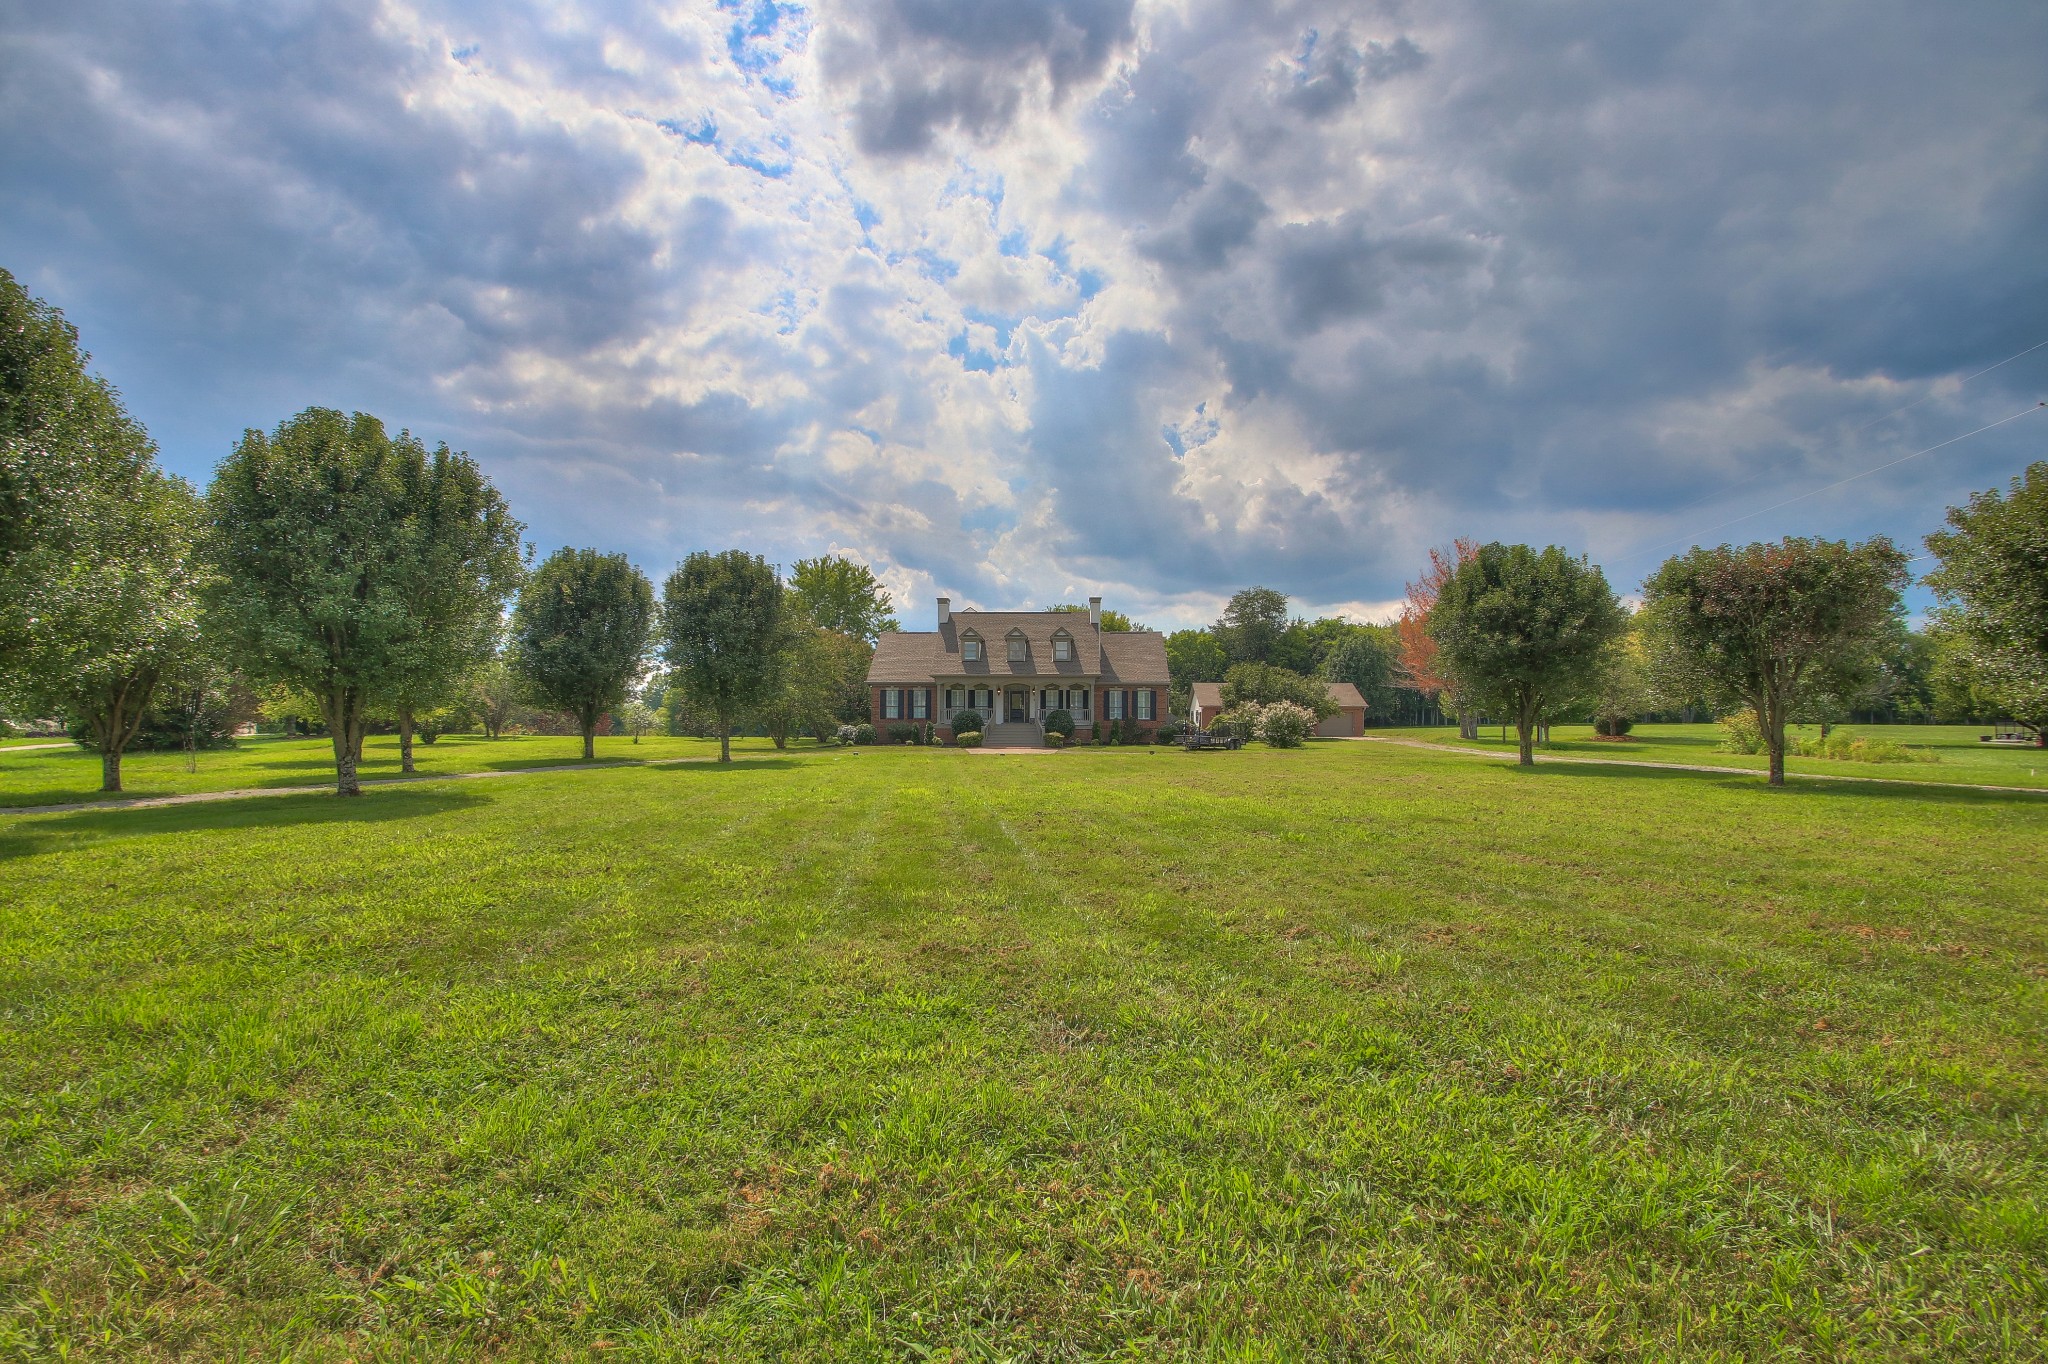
[3,743,2044,1358]
[0,733,824,809]
[1378,722,2048,790]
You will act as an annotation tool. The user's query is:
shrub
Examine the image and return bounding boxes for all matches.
[1209,706,1261,740]
[1717,711,1764,754]
[835,724,859,746]
[1153,717,1184,744]
[1593,715,1634,737]
[853,722,878,746]
[951,709,984,734]
[1042,708,1075,739]
[1044,732,1066,748]
[1256,700,1316,748]
[1794,732,1937,764]
[887,723,918,744]
[1106,719,1123,745]
[955,730,983,748]
[1089,720,1100,743]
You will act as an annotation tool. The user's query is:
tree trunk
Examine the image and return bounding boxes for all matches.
[1457,708,1478,740]
[719,720,732,763]
[333,729,362,796]
[399,707,417,775]
[101,748,123,792]
[582,720,596,761]
[1763,694,1786,787]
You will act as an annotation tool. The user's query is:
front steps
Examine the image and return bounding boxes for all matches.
[981,722,1044,748]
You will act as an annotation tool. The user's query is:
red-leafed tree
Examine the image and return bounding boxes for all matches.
[1396,538,1479,735]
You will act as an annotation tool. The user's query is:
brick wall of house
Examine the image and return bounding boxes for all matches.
[868,682,1168,742]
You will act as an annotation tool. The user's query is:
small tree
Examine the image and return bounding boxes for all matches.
[380,441,525,772]
[1925,461,2048,745]
[1642,536,1909,785]
[1320,627,1401,719]
[463,658,521,739]
[506,548,655,761]
[1396,539,1481,737]
[1429,543,1627,767]
[787,555,899,643]
[660,550,785,763]
[617,700,658,744]
[755,621,844,749]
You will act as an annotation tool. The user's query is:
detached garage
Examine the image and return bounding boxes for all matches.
[1189,681,1368,736]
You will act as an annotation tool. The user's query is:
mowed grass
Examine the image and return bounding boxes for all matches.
[3,743,2045,1360]
[1380,722,2048,790]
[0,733,810,809]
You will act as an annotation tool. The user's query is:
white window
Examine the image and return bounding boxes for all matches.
[963,638,982,661]
[1072,689,1090,714]
[912,689,929,719]
[1136,690,1155,721]
[1054,636,1072,661]
[883,688,902,719]
[1107,690,1124,720]
[1008,635,1027,661]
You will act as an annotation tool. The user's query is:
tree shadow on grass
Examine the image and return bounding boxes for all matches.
[649,756,808,776]
[1510,757,2048,806]
[0,787,494,856]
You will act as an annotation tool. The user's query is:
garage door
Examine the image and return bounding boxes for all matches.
[1316,710,1359,737]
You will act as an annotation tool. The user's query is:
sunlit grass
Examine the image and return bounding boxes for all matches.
[2,741,2043,1358]
[1378,721,2048,789]
[0,732,829,808]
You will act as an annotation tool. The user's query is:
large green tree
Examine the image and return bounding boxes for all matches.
[1050,603,1145,631]
[0,271,208,790]
[1925,461,2048,745]
[506,548,655,761]
[205,408,460,796]
[787,555,898,643]
[0,268,162,687]
[754,621,858,748]
[1319,625,1403,719]
[383,444,525,771]
[8,471,206,792]
[1642,536,1909,784]
[1215,586,1290,664]
[1429,543,1627,766]
[660,550,785,762]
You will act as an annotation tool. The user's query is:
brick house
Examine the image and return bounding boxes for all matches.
[867,597,1172,746]
[1188,680,1368,737]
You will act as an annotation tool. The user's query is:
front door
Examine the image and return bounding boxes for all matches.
[1007,687,1027,723]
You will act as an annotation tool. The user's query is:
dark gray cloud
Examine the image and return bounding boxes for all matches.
[2,0,2044,623]
[822,0,1137,155]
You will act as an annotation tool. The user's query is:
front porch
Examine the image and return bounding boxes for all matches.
[942,682,1095,731]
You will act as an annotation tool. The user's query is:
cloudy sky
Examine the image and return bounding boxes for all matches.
[4,0,2044,628]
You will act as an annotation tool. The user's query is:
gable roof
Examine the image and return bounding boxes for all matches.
[866,609,1169,684]
[1190,680,1369,711]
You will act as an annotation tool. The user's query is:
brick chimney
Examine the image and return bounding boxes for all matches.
[937,596,951,626]
[1088,595,1102,626]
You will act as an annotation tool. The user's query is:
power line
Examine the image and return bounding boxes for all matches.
[1603,335,2048,570]
[1614,400,2046,572]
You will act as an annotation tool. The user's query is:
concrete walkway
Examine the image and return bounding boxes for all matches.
[1351,734,2048,797]
[0,754,728,818]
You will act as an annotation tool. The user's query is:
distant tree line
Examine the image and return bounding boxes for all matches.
[5,266,2043,795]
[0,270,892,794]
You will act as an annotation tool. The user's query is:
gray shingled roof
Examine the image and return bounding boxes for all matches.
[867,610,1169,684]
[1190,680,1368,710]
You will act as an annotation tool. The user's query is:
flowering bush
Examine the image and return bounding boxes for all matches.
[1255,700,1316,748]
[956,730,983,748]
[835,724,859,746]
[1716,711,1764,754]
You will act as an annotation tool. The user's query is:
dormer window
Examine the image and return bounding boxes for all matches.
[962,635,983,662]
[1007,631,1028,661]
[1052,631,1073,662]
